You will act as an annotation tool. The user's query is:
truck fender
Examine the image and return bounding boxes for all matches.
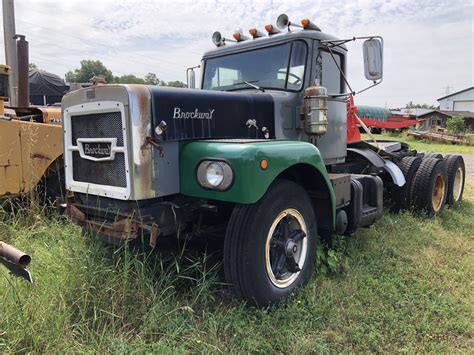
[383,160,406,187]
[179,140,336,226]
[347,147,385,168]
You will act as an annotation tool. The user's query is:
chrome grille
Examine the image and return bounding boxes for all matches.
[70,111,127,188]
[72,152,127,187]
[71,112,124,146]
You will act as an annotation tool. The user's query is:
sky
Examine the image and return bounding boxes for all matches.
[1,0,473,108]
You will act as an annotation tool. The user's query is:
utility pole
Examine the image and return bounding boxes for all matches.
[2,0,18,106]
[442,85,452,96]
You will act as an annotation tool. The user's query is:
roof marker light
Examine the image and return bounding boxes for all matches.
[301,18,321,31]
[264,24,281,35]
[249,28,265,38]
[233,28,249,42]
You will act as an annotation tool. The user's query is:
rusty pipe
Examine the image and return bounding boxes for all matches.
[14,34,29,108]
[0,241,31,266]
[0,241,32,282]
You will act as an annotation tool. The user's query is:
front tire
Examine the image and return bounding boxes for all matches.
[223,179,317,306]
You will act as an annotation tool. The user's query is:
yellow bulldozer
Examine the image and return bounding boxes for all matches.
[0,63,64,200]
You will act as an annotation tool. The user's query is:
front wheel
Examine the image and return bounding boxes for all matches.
[223,179,317,306]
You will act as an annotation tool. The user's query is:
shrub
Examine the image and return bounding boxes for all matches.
[446,116,466,133]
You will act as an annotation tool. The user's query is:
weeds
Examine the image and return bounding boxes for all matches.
[1,187,473,352]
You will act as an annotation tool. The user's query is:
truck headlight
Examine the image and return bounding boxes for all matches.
[197,160,233,191]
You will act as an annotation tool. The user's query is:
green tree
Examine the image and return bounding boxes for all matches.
[29,63,38,70]
[446,116,466,133]
[144,72,161,85]
[114,74,145,84]
[165,80,186,88]
[65,60,113,83]
[405,101,437,109]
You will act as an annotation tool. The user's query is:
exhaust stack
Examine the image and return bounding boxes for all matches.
[0,241,32,282]
[14,34,29,108]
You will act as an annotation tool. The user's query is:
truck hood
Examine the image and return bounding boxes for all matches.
[148,86,275,141]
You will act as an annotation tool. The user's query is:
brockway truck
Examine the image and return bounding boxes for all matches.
[62,14,466,306]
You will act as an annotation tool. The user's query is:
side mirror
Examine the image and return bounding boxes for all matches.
[186,66,200,89]
[363,38,383,81]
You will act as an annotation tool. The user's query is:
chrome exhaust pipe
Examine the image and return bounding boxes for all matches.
[0,241,32,282]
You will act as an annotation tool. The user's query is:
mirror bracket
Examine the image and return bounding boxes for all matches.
[321,36,383,98]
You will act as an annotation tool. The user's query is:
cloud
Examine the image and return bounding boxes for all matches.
[0,0,472,107]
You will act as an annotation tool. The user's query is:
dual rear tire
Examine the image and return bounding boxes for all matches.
[394,154,465,216]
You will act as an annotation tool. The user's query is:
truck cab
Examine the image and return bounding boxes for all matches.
[62,15,464,306]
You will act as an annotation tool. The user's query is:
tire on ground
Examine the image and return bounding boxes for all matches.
[443,154,465,206]
[390,156,422,213]
[410,158,448,216]
[224,179,317,306]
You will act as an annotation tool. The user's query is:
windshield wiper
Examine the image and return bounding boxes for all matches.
[231,80,265,92]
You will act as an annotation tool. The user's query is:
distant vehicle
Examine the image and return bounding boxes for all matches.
[0,63,64,201]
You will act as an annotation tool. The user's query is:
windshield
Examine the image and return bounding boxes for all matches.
[202,41,307,92]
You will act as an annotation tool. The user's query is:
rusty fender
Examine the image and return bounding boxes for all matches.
[67,203,160,248]
[0,241,33,282]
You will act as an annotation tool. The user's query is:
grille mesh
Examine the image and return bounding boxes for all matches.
[71,112,124,146]
[70,111,127,188]
[72,152,127,188]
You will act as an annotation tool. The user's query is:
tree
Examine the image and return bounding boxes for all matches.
[405,101,436,109]
[65,60,113,83]
[144,72,161,85]
[446,116,466,133]
[29,63,38,70]
[113,74,145,84]
[165,80,186,88]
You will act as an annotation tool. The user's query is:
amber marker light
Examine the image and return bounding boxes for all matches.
[260,159,268,170]
[301,18,310,27]
[264,24,273,32]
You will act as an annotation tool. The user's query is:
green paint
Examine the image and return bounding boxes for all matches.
[180,139,335,216]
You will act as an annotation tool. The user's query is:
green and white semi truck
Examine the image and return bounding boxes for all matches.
[62,14,466,306]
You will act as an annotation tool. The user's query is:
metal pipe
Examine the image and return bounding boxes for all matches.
[0,241,31,266]
[0,241,32,282]
[14,34,29,108]
[2,0,18,106]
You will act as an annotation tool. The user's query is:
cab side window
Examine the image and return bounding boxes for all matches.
[320,50,345,94]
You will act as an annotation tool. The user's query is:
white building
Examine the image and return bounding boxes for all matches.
[437,87,474,111]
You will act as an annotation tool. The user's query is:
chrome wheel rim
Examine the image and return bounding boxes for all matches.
[453,167,463,202]
[265,208,308,288]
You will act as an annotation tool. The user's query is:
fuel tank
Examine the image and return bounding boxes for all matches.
[148,87,275,140]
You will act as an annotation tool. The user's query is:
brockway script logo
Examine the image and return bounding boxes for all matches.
[173,107,215,120]
[84,143,111,157]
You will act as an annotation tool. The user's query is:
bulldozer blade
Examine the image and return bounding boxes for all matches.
[0,257,33,283]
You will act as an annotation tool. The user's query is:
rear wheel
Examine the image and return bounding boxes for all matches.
[444,154,465,206]
[424,153,443,159]
[223,179,317,306]
[390,156,422,212]
[411,158,448,216]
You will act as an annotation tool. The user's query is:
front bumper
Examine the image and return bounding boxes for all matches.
[67,201,160,248]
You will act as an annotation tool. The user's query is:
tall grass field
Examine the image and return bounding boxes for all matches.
[1,184,473,352]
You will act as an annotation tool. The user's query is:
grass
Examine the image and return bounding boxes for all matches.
[0,185,473,352]
[361,133,474,154]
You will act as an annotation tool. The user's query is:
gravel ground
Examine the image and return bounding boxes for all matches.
[459,153,474,182]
